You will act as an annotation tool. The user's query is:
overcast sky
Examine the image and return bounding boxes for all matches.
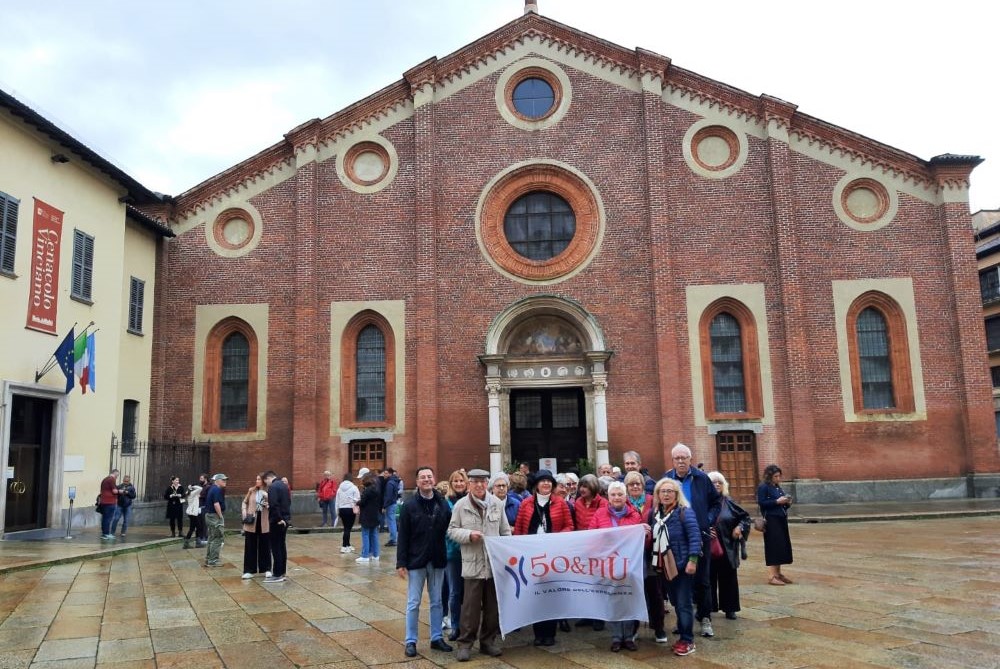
[2,0,997,212]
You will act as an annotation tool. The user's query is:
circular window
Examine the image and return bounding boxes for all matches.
[213,208,254,250]
[682,120,748,180]
[504,192,576,261]
[477,161,604,283]
[832,175,897,231]
[496,59,571,131]
[345,141,390,186]
[511,77,555,119]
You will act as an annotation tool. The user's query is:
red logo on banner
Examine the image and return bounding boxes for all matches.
[25,198,64,335]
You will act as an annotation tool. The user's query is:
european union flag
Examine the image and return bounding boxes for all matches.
[54,328,75,393]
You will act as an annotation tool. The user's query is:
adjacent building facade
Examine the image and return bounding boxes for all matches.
[144,10,999,502]
[974,209,1000,438]
[0,90,172,534]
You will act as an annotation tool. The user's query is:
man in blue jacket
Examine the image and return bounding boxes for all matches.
[264,471,291,583]
[382,468,401,547]
[665,443,722,638]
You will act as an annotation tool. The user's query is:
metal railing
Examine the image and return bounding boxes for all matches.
[109,436,211,502]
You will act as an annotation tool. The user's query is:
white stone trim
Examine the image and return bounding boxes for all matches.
[682,119,749,181]
[203,201,264,258]
[495,57,572,131]
[831,173,899,232]
[484,295,607,355]
[335,133,400,195]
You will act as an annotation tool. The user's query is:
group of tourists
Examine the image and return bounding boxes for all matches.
[96,468,136,540]
[394,445,795,661]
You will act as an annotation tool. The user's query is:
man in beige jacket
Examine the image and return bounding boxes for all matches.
[446,468,511,661]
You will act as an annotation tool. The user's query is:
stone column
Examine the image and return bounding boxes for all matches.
[587,351,612,466]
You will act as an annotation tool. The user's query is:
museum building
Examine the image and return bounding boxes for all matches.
[145,6,999,502]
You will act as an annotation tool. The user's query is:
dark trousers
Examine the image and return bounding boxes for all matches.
[197,510,208,540]
[643,573,666,633]
[100,504,115,535]
[710,556,741,614]
[184,513,203,541]
[338,508,356,547]
[532,619,557,641]
[243,527,272,575]
[457,578,500,648]
[169,515,184,535]
[694,550,712,620]
[269,521,288,577]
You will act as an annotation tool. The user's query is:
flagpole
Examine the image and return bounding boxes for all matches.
[35,322,79,382]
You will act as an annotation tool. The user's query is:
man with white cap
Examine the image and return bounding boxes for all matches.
[447,469,510,661]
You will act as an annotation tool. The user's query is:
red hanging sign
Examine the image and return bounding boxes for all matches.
[25,198,64,335]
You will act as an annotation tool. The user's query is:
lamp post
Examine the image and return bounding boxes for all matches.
[65,486,76,539]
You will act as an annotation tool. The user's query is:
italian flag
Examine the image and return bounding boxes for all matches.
[73,332,96,394]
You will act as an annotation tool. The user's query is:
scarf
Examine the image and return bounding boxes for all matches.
[529,494,552,534]
[609,504,629,527]
[629,494,646,514]
[651,506,674,567]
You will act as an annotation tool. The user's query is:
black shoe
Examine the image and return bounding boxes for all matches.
[540,637,555,647]
[385,541,397,547]
[430,639,453,652]
[448,631,459,641]
[592,621,605,631]
[725,611,737,620]
[558,620,571,632]
[574,619,591,627]
[533,638,544,646]
[404,642,417,657]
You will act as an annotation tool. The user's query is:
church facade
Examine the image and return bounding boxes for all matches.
[146,10,999,501]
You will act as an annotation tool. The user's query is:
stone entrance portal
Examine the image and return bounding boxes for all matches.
[480,296,612,474]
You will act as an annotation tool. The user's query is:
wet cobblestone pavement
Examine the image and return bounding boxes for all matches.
[0,515,998,668]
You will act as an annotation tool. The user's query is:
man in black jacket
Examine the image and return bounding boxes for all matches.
[264,471,291,583]
[397,465,452,657]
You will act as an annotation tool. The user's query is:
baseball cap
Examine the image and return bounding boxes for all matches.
[212,473,228,481]
[357,467,370,478]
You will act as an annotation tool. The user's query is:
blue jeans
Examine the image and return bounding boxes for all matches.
[405,567,445,644]
[100,504,116,535]
[446,557,464,628]
[385,503,398,542]
[319,499,333,525]
[666,572,695,643]
[360,526,380,558]
[111,506,132,535]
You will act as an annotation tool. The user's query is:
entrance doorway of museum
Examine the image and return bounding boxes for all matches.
[509,387,586,473]
[4,395,53,532]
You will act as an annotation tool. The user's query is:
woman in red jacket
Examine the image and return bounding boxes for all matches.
[589,480,646,651]
[513,469,573,646]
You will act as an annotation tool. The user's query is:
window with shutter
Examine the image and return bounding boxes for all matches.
[128,277,145,333]
[0,191,19,274]
[71,229,95,300]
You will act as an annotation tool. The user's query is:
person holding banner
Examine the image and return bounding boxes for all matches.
[588,481,647,652]
[397,466,453,657]
[446,469,511,661]
[650,478,702,656]
[512,469,574,646]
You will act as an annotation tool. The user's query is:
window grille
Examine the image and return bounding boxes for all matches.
[856,308,894,410]
[356,325,386,422]
[710,312,746,413]
[220,332,249,430]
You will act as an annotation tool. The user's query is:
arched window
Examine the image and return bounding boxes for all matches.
[847,292,913,413]
[356,325,386,422]
[203,317,258,433]
[699,298,763,419]
[341,311,395,427]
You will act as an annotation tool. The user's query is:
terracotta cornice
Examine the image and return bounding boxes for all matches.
[665,66,761,123]
[929,154,983,191]
[758,95,797,131]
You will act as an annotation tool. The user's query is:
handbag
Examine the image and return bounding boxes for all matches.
[242,513,257,525]
[753,517,767,533]
[710,534,724,560]
[95,495,101,513]
[661,548,679,581]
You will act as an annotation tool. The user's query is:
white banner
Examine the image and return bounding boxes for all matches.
[484,524,647,637]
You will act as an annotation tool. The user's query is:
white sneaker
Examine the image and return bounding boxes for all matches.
[700,618,714,637]
[371,556,380,562]
[348,546,355,552]
[355,556,370,563]
[241,573,253,580]
[340,546,350,554]
[442,616,451,630]
[265,571,273,578]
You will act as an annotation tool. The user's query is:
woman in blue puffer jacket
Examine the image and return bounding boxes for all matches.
[649,477,702,657]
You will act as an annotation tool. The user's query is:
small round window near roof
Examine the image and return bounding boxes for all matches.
[511,78,555,119]
[504,192,576,261]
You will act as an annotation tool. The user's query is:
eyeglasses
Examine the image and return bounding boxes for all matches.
[627,482,643,487]
[493,483,508,488]
[672,456,691,461]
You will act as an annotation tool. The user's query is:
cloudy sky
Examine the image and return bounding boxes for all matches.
[3,0,996,211]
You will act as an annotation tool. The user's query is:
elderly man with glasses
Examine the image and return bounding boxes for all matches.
[664,443,722,639]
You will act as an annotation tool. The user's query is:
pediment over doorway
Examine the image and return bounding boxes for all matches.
[504,315,585,355]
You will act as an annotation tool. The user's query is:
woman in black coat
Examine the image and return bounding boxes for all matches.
[356,473,382,563]
[164,476,185,537]
[708,472,751,618]
[757,464,794,585]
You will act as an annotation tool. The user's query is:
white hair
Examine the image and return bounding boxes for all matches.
[607,481,627,496]
[671,442,692,458]
[565,472,579,484]
[489,472,509,489]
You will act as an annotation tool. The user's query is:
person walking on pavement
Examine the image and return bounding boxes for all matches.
[183,478,204,549]
[204,474,228,567]
[264,471,291,582]
[317,470,337,527]
[398,466,453,658]
[98,469,120,541]
[336,471,361,553]
[383,467,401,547]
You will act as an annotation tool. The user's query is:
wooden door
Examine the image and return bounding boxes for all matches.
[715,431,758,505]
[349,439,386,477]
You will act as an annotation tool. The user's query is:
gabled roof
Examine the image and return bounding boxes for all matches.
[170,10,974,217]
[0,88,167,211]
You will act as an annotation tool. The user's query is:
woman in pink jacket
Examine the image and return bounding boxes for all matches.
[589,480,646,652]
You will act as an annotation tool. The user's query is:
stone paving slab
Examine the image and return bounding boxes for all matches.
[0,516,998,667]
